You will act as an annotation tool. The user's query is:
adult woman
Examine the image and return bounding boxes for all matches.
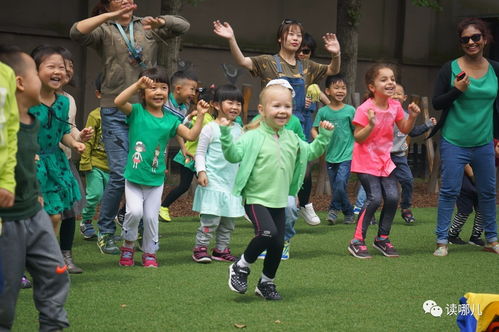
[431,17,498,256]
[70,0,190,254]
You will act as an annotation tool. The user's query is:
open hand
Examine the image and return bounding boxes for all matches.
[213,20,235,40]
[142,16,165,30]
[79,127,94,142]
[0,188,14,208]
[319,120,334,131]
[197,171,208,187]
[322,33,341,56]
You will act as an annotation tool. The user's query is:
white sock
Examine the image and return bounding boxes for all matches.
[260,273,273,283]
[236,254,251,268]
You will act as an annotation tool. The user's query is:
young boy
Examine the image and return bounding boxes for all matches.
[79,74,109,239]
[159,70,199,222]
[0,45,70,331]
[311,75,355,225]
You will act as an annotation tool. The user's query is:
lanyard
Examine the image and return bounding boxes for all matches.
[114,21,140,60]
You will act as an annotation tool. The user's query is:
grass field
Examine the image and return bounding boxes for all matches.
[13,208,498,331]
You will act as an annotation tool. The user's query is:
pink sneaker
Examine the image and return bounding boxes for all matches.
[192,246,212,263]
[142,253,158,268]
[119,247,134,266]
[212,248,238,262]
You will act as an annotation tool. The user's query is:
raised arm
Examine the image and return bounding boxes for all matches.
[219,118,245,163]
[322,33,341,76]
[114,76,152,115]
[396,102,420,134]
[213,20,254,71]
[176,100,209,141]
[74,5,136,35]
[306,121,334,161]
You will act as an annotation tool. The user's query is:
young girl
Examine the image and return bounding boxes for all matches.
[28,45,86,242]
[114,66,208,268]
[347,64,420,259]
[221,84,334,300]
[191,84,244,263]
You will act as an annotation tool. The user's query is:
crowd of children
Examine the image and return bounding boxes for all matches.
[1,13,499,331]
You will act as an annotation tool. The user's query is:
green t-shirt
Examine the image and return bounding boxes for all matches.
[313,104,355,163]
[125,104,181,186]
[443,60,497,147]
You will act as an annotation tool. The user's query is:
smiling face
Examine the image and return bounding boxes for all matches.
[258,85,293,131]
[392,84,407,104]
[215,100,242,122]
[460,25,486,57]
[37,53,66,92]
[326,80,347,103]
[279,25,303,53]
[63,59,74,86]
[144,81,168,110]
[175,79,198,104]
[368,67,396,98]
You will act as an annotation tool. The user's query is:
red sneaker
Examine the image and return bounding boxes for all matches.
[212,248,238,262]
[119,247,134,266]
[142,253,158,268]
[192,246,212,263]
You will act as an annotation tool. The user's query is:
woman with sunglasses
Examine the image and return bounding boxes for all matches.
[70,0,190,255]
[430,17,499,256]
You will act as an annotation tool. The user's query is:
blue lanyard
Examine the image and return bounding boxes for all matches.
[114,21,139,59]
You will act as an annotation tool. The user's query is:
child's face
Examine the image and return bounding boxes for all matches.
[144,81,168,109]
[175,79,197,104]
[279,25,302,53]
[19,53,42,107]
[215,100,242,121]
[392,85,407,104]
[369,68,396,98]
[37,54,66,91]
[63,59,74,86]
[326,80,347,103]
[258,87,292,130]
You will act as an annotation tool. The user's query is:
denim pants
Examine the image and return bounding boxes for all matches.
[436,138,497,244]
[355,185,367,208]
[390,154,413,209]
[98,107,129,235]
[327,160,354,215]
[284,196,298,242]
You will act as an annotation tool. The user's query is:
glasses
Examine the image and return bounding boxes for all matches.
[460,33,482,44]
[299,48,311,55]
[281,18,301,26]
[110,0,133,4]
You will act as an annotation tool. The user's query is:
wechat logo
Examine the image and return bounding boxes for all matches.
[423,300,443,317]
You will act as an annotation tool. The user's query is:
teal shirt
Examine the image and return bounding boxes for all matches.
[443,60,497,147]
[313,104,355,163]
[125,104,180,186]
[220,121,332,208]
[252,114,306,141]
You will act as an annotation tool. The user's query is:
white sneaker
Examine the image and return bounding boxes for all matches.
[299,203,320,226]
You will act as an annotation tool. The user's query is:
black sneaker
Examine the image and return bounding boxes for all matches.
[448,235,467,245]
[373,238,400,257]
[228,260,250,294]
[347,241,372,259]
[21,275,32,289]
[468,236,485,247]
[401,209,416,224]
[255,278,282,300]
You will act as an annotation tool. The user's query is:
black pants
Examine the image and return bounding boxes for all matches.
[244,204,285,279]
[297,166,312,207]
[161,166,195,208]
[448,174,483,237]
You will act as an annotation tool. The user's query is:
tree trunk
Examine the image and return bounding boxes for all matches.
[159,0,184,78]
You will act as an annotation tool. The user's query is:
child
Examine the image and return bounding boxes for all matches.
[0,45,70,331]
[159,70,200,222]
[79,74,109,240]
[448,164,485,246]
[114,66,208,268]
[191,84,244,263]
[221,84,334,300]
[348,64,420,259]
[311,75,356,225]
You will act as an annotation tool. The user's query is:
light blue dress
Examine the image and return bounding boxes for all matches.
[192,122,244,217]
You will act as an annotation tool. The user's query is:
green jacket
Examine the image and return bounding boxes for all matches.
[220,122,332,199]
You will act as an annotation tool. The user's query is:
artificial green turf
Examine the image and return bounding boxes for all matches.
[13,208,498,331]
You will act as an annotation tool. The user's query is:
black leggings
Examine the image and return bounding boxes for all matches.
[161,166,195,208]
[244,204,285,279]
[297,167,312,207]
[59,216,75,251]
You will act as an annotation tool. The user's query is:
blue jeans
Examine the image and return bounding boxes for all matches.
[436,138,497,244]
[355,185,367,208]
[284,196,298,242]
[391,154,413,209]
[98,107,129,235]
[327,161,354,215]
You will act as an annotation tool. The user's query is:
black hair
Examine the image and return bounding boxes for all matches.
[198,85,216,103]
[30,45,64,70]
[0,44,25,75]
[56,46,74,64]
[170,70,198,88]
[214,84,243,104]
[457,17,493,44]
[276,19,304,48]
[91,0,111,16]
[300,32,317,56]
[139,66,169,85]
[325,74,346,89]
[95,73,103,92]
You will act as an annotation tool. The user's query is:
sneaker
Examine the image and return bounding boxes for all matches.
[115,206,125,228]
[344,214,356,224]
[327,209,340,225]
[79,220,96,240]
[347,240,372,259]
[433,245,448,257]
[401,209,416,224]
[228,260,250,294]
[353,206,361,215]
[255,278,282,300]
[373,238,400,257]
[257,250,266,260]
[299,203,320,226]
[448,235,467,245]
[192,246,212,263]
[468,236,485,247]
[97,234,120,255]
[212,248,237,262]
[119,247,134,267]
[370,216,377,225]
[158,206,171,222]
[142,253,159,267]
[21,275,32,289]
[281,241,290,260]
[483,242,499,254]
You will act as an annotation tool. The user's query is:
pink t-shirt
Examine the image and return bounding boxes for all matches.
[351,98,405,177]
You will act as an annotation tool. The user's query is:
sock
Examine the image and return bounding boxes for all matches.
[260,273,274,283]
[376,235,388,241]
[236,254,250,268]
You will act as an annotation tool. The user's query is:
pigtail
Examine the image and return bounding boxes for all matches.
[244,118,261,131]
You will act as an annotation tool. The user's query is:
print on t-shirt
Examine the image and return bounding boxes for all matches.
[132,141,145,168]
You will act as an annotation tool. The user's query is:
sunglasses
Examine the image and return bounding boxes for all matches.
[459,33,482,44]
[299,49,311,55]
[281,18,301,26]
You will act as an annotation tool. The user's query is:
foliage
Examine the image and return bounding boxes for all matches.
[411,0,443,11]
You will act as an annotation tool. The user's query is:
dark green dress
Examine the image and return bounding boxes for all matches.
[28,94,81,215]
